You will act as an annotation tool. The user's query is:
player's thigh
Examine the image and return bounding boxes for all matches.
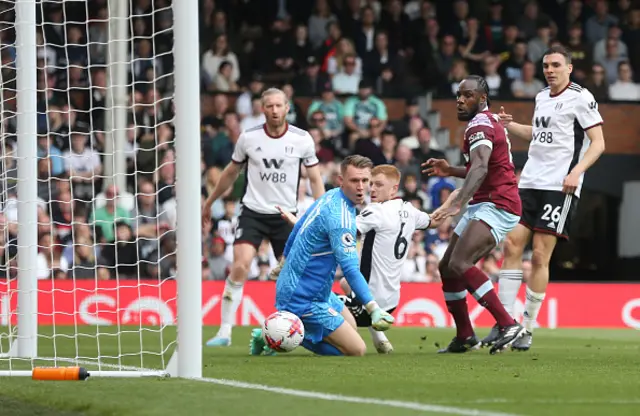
[438,233,459,276]
[324,320,366,356]
[448,220,496,275]
[340,305,358,330]
[503,223,533,263]
[230,243,257,275]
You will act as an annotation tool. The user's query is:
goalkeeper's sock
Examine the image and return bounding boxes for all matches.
[368,326,389,344]
[498,270,523,317]
[442,278,474,339]
[301,339,343,356]
[463,266,514,328]
[218,277,244,338]
[522,287,546,333]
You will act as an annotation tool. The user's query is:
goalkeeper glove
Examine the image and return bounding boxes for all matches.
[365,301,394,331]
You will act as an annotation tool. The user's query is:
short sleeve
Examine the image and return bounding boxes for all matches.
[410,205,431,230]
[356,203,384,234]
[302,134,319,167]
[230,133,247,164]
[575,90,604,130]
[465,113,495,152]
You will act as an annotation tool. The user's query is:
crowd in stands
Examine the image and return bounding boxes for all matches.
[1,0,638,284]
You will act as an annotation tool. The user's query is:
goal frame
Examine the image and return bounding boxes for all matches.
[0,0,202,379]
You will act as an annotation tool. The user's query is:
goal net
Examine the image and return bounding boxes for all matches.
[0,0,202,378]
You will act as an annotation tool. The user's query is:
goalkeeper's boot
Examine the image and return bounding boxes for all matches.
[437,335,481,353]
[511,330,533,351]
[205,334,231,347]
[249,329,276,356]
[375,341,394,354]
[489,322,526,355]
[480,324,500,347]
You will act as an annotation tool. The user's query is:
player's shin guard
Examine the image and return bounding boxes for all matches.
[219,277,245,338]
[463,267,514,328]
[302,339,343,356]
[498,270,523,317]
[522,287,546,332]
[442,279,474,339]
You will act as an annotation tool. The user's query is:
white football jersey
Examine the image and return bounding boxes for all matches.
[231,123,319,214]
[518,83,603,197]
[357,199,431,311]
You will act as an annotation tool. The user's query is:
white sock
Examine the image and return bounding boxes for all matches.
[498,269,523,318]
[218,278,244,338]
[368,326,389,344]
[522,287,546,333]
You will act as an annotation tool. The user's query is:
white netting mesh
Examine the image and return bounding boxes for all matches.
[1,0,179,374]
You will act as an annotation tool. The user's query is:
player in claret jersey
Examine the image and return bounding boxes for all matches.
[422,75,525,354]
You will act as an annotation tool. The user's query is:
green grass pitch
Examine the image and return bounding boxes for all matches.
[0,326,638,416]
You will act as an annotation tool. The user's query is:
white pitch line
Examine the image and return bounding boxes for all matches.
[196,377,522,416]
[409,398,640,405]
[45,358,521,416]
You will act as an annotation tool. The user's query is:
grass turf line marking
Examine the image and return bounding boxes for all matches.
[57,358,521,416]
[415,399,640,405]
[196,377,521,416]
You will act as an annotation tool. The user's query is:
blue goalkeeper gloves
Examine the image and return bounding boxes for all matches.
[365,301,395,331]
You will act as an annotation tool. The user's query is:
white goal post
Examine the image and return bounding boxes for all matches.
[0,0,202,378]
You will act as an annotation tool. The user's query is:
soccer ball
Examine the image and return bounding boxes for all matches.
[262,311,305,353]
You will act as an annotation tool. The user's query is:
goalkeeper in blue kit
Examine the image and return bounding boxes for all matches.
[250,155,395,356]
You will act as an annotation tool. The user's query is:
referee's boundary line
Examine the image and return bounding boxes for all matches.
[46,358,520,416]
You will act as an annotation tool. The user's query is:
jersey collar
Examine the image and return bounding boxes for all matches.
[549,81,572,97]
[339,188,356,207]
[263,122,289,139]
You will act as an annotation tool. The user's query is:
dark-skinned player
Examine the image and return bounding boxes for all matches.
[422,75,526,354]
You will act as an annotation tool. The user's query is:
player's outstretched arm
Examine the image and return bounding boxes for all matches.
[563,125,605,194]
[430,189,461,225]
[421,158,467,178]
[202,161,242,227]
[505,122,533,142]
[499,106,532,142]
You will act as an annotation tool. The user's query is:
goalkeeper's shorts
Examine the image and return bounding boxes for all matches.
[280,292,345,344]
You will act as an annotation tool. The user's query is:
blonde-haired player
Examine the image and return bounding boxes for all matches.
[278,164,457,353]
[203,88,325,347]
